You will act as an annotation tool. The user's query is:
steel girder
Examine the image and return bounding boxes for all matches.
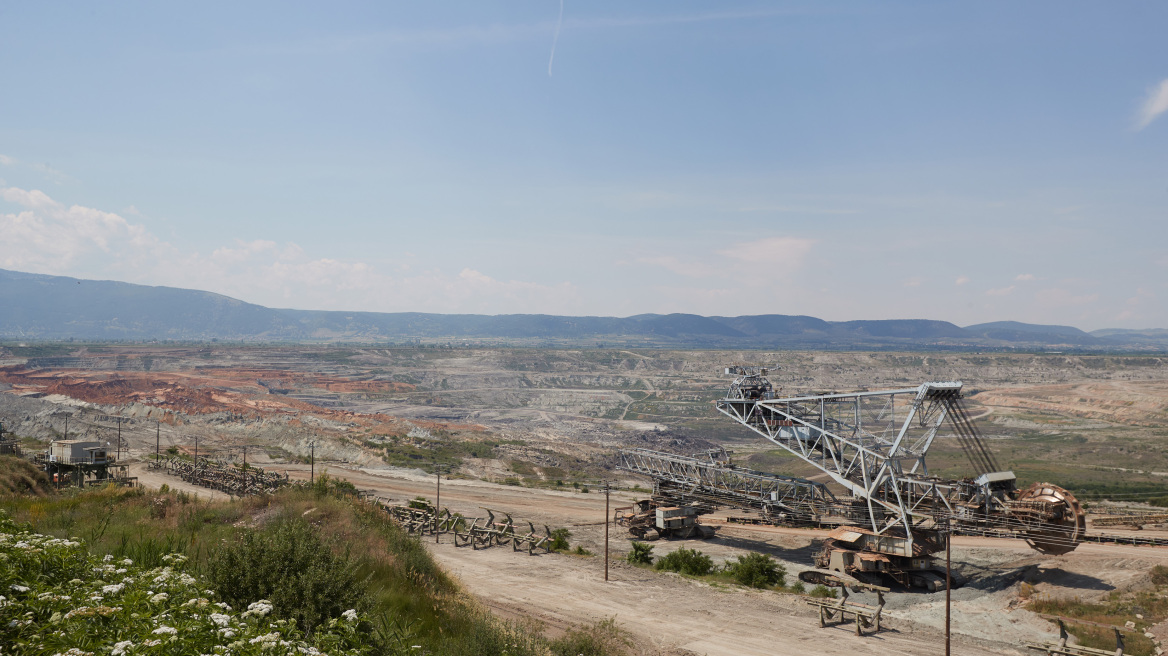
[716,377,974,546]
[616,447,836,517]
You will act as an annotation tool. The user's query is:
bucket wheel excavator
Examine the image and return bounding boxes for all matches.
[708,367,1085,589]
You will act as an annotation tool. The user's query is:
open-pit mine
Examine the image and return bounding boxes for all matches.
[3,343,1168,655]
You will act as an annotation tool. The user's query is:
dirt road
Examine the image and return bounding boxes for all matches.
[129,461,1168,655]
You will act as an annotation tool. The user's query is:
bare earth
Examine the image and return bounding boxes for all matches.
[139,461,1157,656]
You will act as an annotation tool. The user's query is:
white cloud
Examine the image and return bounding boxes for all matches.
[955,275,970,286]
[985,285,1016,297]
[0,154,14,166]
[1014,273,1035,282]
[0,186,579,314]
[717,236,814,266]
[0,186,164,272]
[1137,79,1168,130]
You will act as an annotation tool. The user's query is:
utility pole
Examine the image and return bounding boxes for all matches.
[194,435,198,462]
[604,480,611,582]
[309,441,316,484]
[432,464,451,543]
[116,418,122,461]
[155,421,160,460]
[64,413,68,440]
[945,529,951,656]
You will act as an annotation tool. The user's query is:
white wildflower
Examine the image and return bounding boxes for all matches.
[101,583,124,595]
[178,573,196,585]
[121,558,133,566]
[249,632,280,644]
[210,613,231,627]
[243,600,273,618]
[341,609,358,622]
[218,628,236,638]
[111,641,133,656]
[9,585,28,593]
[103,554,114,562]
[115,568,127,574]
[150,592,169,603]
[152,625,177,635]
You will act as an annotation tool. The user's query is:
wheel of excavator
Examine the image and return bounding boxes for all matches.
[1015,482,1087,556]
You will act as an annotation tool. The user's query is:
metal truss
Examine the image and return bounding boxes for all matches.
[615,447,837,519]
[716,374,984,546]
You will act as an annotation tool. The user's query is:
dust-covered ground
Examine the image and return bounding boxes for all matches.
[5,345,1168,654]
[198,461,1168,655]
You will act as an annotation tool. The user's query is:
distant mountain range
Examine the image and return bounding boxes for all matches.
[1,268,1164,351]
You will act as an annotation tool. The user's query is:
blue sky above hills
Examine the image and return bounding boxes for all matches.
[0,1,1165,329]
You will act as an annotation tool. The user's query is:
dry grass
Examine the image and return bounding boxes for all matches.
[0,455,54,497]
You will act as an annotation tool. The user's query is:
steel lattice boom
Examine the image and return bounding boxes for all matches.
[616,447,839,522]
[714,368,1086,554]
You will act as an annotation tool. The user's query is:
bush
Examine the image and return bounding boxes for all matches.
[0,512,378,656]
[574,545,594,556]
[205,516,369,635]
[549,528,571,552]
[626,541,654,566]
[654,548,714,576]
[724,552,785,589]
[789,581,806,594]
[809,585,838,599]
[1152,565,1168,586]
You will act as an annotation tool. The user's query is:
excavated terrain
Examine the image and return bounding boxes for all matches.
[2,344,1168,654]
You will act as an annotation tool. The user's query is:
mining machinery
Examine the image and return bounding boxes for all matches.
[712,366,1085,588]
[617,366,1088,590]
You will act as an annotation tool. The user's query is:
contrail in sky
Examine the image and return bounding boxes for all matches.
[548,0,564,77]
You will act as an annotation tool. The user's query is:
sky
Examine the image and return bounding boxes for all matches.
[1,1,1166,330]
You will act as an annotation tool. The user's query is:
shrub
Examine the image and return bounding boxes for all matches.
[0,512,376,656]
[809,585,838,599]
[549,528,571,552]
[654,548,714,576]
[1152,565,1168,586]
[789,581,806,594]
[626,541,654,565]
[205,516,369,635]
[724,552,785,589]
[574,545,594,556]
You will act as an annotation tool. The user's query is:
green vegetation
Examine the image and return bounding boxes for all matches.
[625,541,654,566]
[206,517,369,636]
[724,553,785,589]
[548,528,572,552]
[0,512,383,655]
[0,475,629,656]
[808,585,838,599]
[654,548,714,576]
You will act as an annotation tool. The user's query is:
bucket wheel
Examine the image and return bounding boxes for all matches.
[1015,483,1086,555]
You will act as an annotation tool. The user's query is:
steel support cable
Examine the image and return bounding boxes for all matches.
[945,400,997,475]
[949,402,996,475]
[950,400,1000,473]
[947,409,993,475]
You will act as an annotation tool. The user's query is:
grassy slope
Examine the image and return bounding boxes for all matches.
[0,471,625,656]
